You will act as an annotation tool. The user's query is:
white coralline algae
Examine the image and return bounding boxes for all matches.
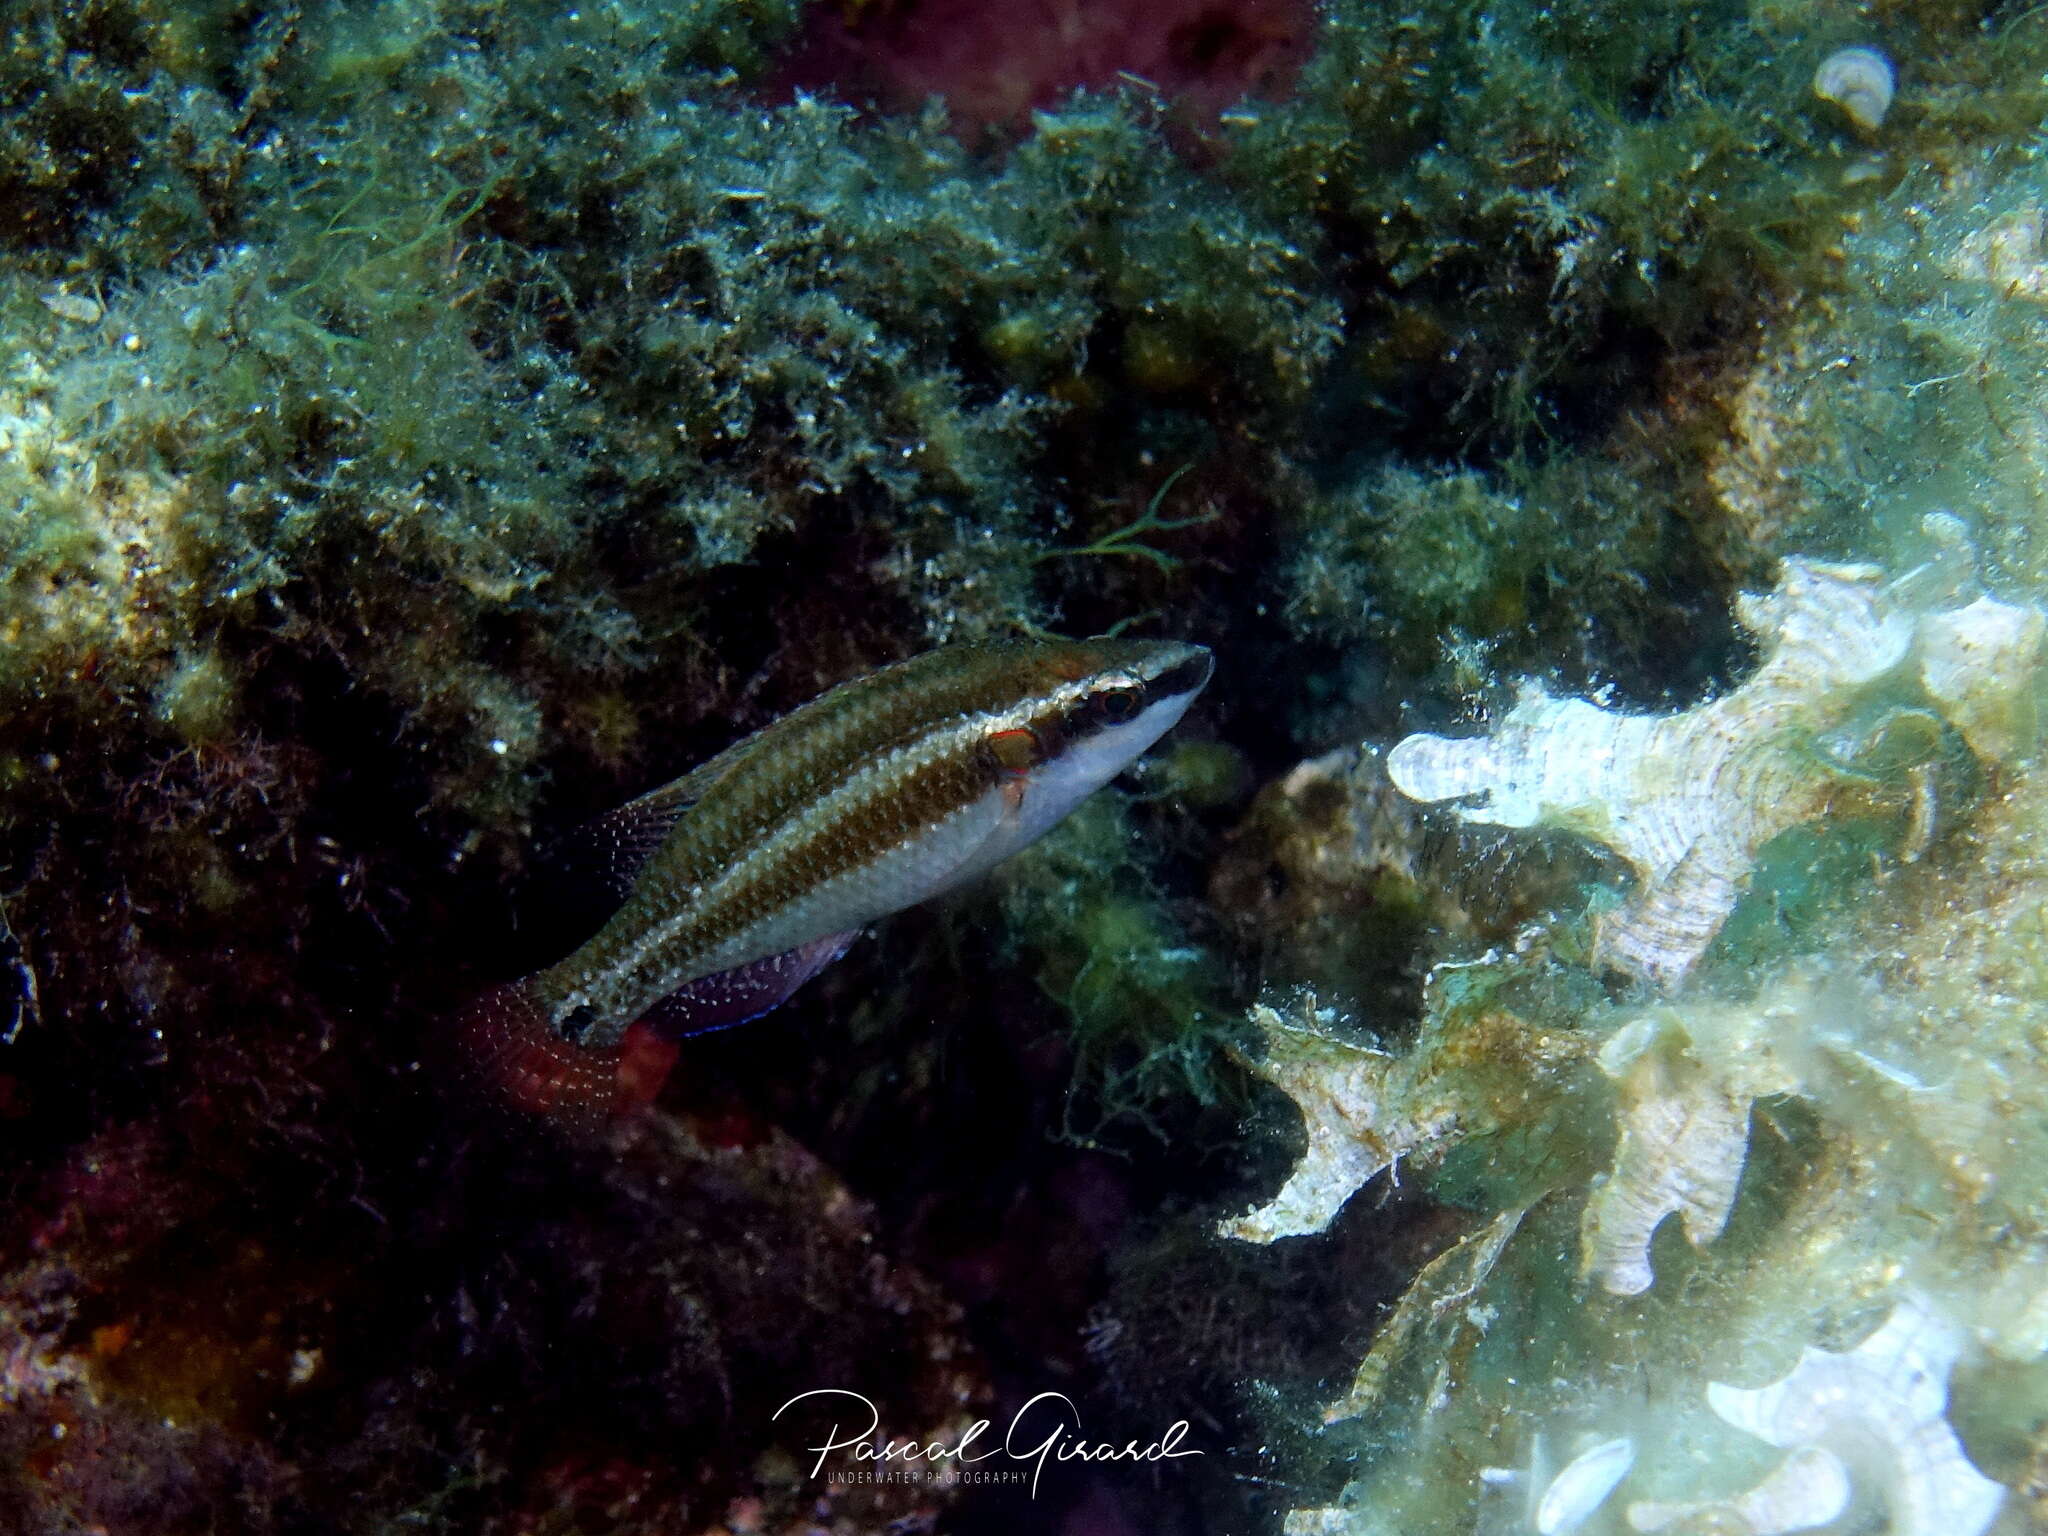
[1915,593,2046,762]
[1217,999,1449,1243]
[1579,1011,1777,1296]
[1385,556,2044,987]
[1627,1445,1850,1534]
[1534,1435,1636,1534]
[1697,1294,2006,1536]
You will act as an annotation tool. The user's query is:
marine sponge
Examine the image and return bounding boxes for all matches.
[1386,554,2044,986]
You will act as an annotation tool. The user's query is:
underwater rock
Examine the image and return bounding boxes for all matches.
[1703,1293,2005,1536]
[776,0,1316,137]
[0,360,204,703]
[0,1105,991,1535]
[1386,556,2045,986]
[1208,747,1451,1004]
[1948,207,2048,301]
[1703,334,1842,570]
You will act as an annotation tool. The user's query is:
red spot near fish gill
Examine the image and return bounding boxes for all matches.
[613,1021,682,1112]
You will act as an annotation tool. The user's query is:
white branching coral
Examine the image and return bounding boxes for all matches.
[1385,556,2045,986]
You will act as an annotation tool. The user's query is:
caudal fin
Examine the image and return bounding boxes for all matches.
[454,981,637,1131]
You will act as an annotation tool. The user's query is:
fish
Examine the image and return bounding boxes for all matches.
[456,636,1213,1126]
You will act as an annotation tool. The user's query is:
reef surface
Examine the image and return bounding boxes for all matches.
[3,0,2045,1532]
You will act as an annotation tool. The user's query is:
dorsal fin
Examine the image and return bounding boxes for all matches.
[521,728,768,942]
[570,775,704,905]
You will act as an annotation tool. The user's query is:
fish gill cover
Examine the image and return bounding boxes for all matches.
[1,0,2045,1532]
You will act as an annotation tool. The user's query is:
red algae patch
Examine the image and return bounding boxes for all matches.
[775,0,1315,138]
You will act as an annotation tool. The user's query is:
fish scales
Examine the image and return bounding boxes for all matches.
[550,648,1093,1029]
[455,637,1212,1127]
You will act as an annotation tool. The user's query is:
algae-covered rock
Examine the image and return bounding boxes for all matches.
[0,1104,990,1535]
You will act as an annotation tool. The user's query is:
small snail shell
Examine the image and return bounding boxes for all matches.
[1813,46,1894,133]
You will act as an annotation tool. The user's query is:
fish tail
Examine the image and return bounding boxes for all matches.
[453,981,621,1130]
[452,984,685,1130]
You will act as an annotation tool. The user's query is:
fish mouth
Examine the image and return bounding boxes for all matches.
[1142,643,1214,707]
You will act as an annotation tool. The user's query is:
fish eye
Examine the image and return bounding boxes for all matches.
[1091,682,1144,724]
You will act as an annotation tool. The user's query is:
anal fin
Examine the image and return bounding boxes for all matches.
[641,930,859,1040]
[453,932,858,1129]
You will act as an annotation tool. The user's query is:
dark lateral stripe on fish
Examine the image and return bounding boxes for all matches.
[1145,650,1215,707]
[540,661,1092,1025]
[543,724,991,1024]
